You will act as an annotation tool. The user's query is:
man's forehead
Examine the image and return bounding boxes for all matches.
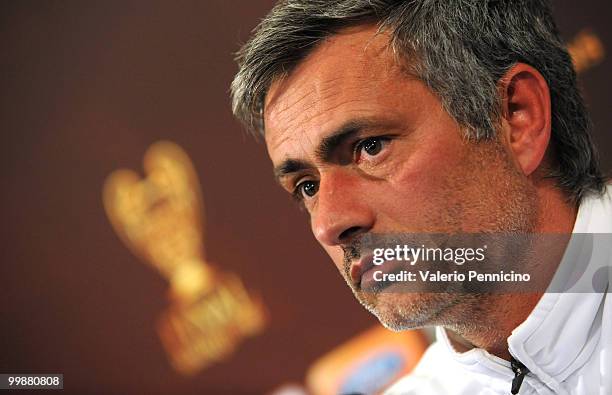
[263,24,398,159]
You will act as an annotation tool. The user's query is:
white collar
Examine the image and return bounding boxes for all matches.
[437,186,612,392]
[508,187,612,390]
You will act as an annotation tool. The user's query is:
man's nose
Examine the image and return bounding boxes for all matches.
[311,170,374,247]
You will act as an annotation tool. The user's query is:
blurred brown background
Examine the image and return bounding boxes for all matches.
[1,1,610,394]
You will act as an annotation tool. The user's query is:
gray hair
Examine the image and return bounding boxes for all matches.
[231,0,606,203]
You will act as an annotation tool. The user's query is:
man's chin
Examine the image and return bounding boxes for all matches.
[355,289,461,331]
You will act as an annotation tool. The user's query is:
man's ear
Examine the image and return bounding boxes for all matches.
[499,63,551,176]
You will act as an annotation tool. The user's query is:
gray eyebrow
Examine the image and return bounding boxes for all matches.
[274,158,312,182]
[315,121,364,163]
[273,117,386,182]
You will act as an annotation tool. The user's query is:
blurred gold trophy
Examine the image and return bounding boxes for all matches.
[103,141,267,375]
[568,29,605,73]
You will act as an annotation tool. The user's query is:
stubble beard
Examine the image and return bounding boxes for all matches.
[341,139,540,331]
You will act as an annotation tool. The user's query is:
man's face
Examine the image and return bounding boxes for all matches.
[264,25,538,330]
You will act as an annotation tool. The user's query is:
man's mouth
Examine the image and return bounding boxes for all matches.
[349,254,374,287]
[351,254,408,292]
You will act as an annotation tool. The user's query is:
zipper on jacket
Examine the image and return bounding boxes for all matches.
[510,356,529,394]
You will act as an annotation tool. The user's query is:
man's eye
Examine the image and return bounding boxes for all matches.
[355,137,389,159]
[294,180,319,200]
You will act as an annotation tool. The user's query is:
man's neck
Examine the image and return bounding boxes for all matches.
[446,293,542,360]
[448,183,578,360]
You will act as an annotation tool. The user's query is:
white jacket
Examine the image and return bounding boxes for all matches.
[385,187,612,395]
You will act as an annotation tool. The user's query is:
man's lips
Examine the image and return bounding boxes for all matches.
[349,254,374,286]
